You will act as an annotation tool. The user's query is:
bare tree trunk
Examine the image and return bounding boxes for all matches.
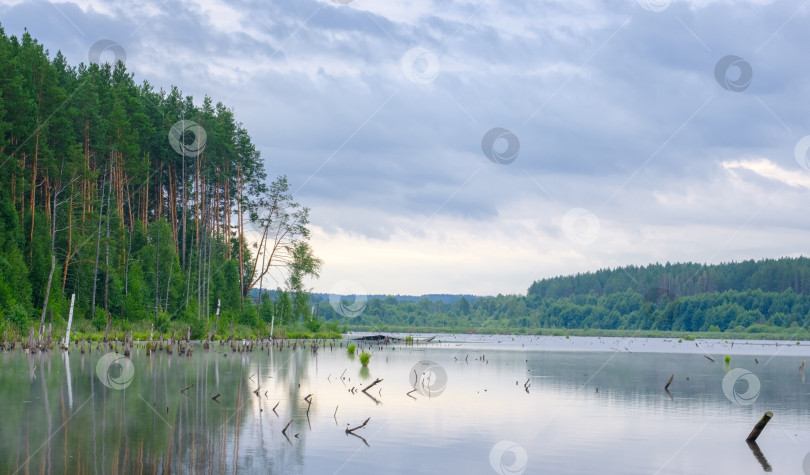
[154,216,160,321]
[38,254,55,341]
[195,151,200,248]
[182,123,187,271]
[61,183,74,291]
[165,249,173,312]
[237,166,244,302]
[103,159,113,342]
[29,131,39,249]
[125,229,132,294]
[104,161,112,313]
[91,167,107,321]
[39,173,69,340]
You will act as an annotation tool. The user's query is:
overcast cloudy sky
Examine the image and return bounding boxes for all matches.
[2,0,809,296]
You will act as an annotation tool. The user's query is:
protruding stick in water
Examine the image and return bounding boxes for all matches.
[746,411,773,442]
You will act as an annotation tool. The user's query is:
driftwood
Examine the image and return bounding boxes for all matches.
[361,379,383,404]
[362,379,382,394]
[704,355,715,363]
[345,417,370,434]
[746,412,773,442]
[406,389,417,399]
[181,384,193,394]
[282,419,293,435]
[664,374,674,391]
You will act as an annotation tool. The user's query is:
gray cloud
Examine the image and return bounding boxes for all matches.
[2,0,809,293]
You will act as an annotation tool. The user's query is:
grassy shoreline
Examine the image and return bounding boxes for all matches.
[9,320,809,344]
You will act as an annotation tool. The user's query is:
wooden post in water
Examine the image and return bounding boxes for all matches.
[664,374,674,391]
[213,299,221,336]
[63,293,75,349]
[746,412,773,442]
[269,302,275,341]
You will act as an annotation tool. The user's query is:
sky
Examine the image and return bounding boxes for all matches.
[1,0,809,296]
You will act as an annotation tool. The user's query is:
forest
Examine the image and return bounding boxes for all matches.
[1,28,808,342]
[0,28,326,341]
[326,257,810,338]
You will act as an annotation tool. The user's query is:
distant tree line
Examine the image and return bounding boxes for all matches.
[325,258,810,334]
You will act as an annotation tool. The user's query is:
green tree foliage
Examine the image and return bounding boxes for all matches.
[320,258,810,334]
[0,28,319,337]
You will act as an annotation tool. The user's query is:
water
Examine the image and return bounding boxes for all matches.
[2,335,810,474]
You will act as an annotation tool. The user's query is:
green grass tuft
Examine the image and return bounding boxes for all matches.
[360,351,371,367]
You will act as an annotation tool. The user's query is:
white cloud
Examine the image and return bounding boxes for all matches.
[722,157,810,189]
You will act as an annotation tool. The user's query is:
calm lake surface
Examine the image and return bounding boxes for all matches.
[3,334,810,474]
